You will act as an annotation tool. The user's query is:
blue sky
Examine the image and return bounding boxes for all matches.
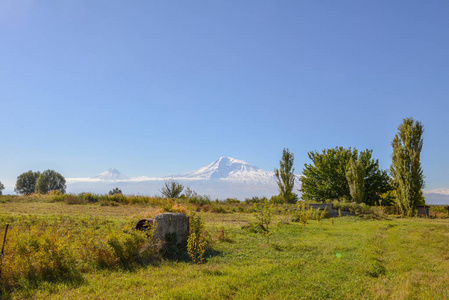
[1,1,448,192]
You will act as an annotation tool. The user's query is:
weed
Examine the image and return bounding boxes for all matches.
[217,228,233,243]
[187,212,208,264]
[187,232,207,264]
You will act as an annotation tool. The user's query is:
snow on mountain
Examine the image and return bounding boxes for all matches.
[93,169,129,181]
[173,156,278,184]
[66,158,301,199]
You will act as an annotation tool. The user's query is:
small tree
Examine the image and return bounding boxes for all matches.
[274,148,298,203]
[161,180,184,198]
[390,117,425,216]
[15,170,41,195]
[0,181,4,195]
[35,170,66,194]
[253,199,273,243]
[109,187,122,195]
[346,156,365,203]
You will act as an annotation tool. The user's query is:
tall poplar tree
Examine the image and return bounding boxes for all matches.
[346,156,365,203]
[390,117,425,216]
[274,148,298,203]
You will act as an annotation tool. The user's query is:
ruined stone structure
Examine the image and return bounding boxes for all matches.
[153,213,189,246]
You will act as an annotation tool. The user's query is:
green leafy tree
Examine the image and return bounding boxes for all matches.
[346,156,365,203]
[0,181,4,195]
[274,148,298,203]
[109,187,122,195]
[390,117,425,216]
[161,180,184,198]
[300,147,390,205]
[15,170,41,195]
[35,170,66,194]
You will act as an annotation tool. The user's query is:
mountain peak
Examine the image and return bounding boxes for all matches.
[174,157,267,181]
[215,156,250,166]
[93,168,128,180]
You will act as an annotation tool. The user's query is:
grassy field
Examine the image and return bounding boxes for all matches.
[1,197,449,299]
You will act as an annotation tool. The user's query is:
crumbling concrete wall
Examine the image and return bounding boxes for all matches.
[309,203,351,217]
[153,213,189,246]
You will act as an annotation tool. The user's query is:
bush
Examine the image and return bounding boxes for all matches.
[187,212,208,264]
[245,196,266,204]
[187,196,211,206]
[210,204,227,214]
[106,230,149,265]
[332,200,388,219]
[0,226,82,292]
[0,217,159,294]
[79,193,99,203]
[291,201,313,226]
[108,188,122,195]
[270,195,284,204]
[224,198,240,204]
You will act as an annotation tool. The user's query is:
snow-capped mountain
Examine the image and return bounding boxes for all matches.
[93,169,129,180]
[66,157,301,199]
[173,156,278,184]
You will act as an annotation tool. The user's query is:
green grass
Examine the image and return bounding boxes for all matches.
[1,198,449,299]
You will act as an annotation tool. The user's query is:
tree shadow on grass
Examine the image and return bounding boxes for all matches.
[1,270,86,300]
[203,247,224,263]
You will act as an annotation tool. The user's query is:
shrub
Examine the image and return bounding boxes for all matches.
[108,188,122,195]
[187,212,208,264]
[224,198,240,204]
[0,226,82,291]
[187,232,207,264]
[292,201,313,226]
[245,196,266,204]
[210,204,227,214]
[187,196,211,206]
[106,230,148,265]
[78,193,99,203]
[270,195,284,204]
[0,217,159,294]
[161,180,184,198]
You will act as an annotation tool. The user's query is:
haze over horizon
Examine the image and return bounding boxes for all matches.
[1,1,448,199]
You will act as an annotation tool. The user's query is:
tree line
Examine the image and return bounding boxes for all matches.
[275,117,425,216]
[0,117,425,216]
[12,170,66,195]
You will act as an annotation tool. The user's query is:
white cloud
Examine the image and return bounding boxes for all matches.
[424,188,449,196]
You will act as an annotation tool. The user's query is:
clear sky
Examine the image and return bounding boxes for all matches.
[1,1,448,192]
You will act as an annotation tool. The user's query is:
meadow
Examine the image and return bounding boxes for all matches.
[0,195,448,299]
